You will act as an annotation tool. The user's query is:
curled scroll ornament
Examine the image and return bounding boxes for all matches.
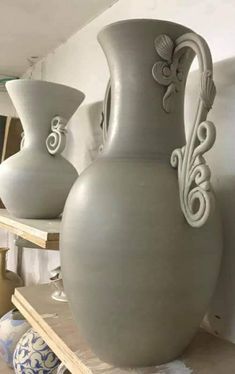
[153,33,216,228]
[46,116,68,155]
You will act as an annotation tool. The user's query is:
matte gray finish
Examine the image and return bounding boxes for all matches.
[0,79,84,218]
[61,20,222,367]
[185,58,235,341]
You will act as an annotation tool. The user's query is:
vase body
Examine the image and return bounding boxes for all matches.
[61,20,222,367]
[0,248,23,317]
[185,58,235,342]
[0,79,84,218]
[13,328,60,373]
[0,309,30,367]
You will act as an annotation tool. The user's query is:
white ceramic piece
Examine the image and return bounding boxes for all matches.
[0,79,85,219]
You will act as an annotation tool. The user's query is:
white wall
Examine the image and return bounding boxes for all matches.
[4,0,235,300]
[23,0,235,94]
[21,0,235,171]
[0,92,17,117]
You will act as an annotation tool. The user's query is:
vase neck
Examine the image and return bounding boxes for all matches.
[22,119,52,151]
[0,248,7,279]
[99,20,194,159]
[6,80,85,153]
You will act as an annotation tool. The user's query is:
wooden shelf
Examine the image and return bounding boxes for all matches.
[12,283,235,374]
[12,284,88,374]
[0,209,60,249]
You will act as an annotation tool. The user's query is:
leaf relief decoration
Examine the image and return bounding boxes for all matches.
[152,34,184,113]
[153,32,217,227]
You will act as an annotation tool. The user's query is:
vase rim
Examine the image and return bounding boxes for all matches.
[98,18,193,41]
[6,79,85,101]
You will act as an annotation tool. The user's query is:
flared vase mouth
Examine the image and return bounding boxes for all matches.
[6,79,85,129]
[98,18,193,43]
[6,79,85,102]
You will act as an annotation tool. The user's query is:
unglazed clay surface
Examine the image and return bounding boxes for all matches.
[61,20,222,367]
[185,58,235,343]
[0,79,84,218]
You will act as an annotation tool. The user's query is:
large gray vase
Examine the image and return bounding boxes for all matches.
[61,20,222,367]
[0,79,84,218]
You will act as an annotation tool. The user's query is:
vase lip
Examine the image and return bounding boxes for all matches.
[98,18,193,42]
[6,79,85,101]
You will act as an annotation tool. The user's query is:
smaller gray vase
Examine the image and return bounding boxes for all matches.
[0,79,85,218]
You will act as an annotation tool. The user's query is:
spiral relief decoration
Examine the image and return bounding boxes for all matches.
[153,32,216,227]
[171,120,216,227]
[46,116,68,155]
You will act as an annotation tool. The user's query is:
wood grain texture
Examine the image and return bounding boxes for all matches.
[1,117,22,162]
[0,209,60,249]
[12,283,235,374]
[12,284,89,374]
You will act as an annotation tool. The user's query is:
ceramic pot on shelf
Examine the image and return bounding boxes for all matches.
[50,266,67,302]
[61,19,222,367]
[0,79,85,219]
[0,308,30,367]
[0,248,23,317]
[13,328,60,373]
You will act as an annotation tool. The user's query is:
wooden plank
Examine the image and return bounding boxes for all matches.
[182,331,235,373]
[1,117,22,162]
[0,209,60,249]
[12,283,235,374]
[12,285,90,374]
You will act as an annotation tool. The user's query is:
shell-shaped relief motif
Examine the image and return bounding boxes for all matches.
[154,34,174,62]
[152,32,217,228]
[46,116,68,155]
[168,32,216,228]
[152,34,184,113]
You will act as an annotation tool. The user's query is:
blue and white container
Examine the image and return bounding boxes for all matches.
[13,328,60,373]
[0,308,30,367]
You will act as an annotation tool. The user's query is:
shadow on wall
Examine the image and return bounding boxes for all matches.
[64,101,103,174]
[185,57,235,343]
